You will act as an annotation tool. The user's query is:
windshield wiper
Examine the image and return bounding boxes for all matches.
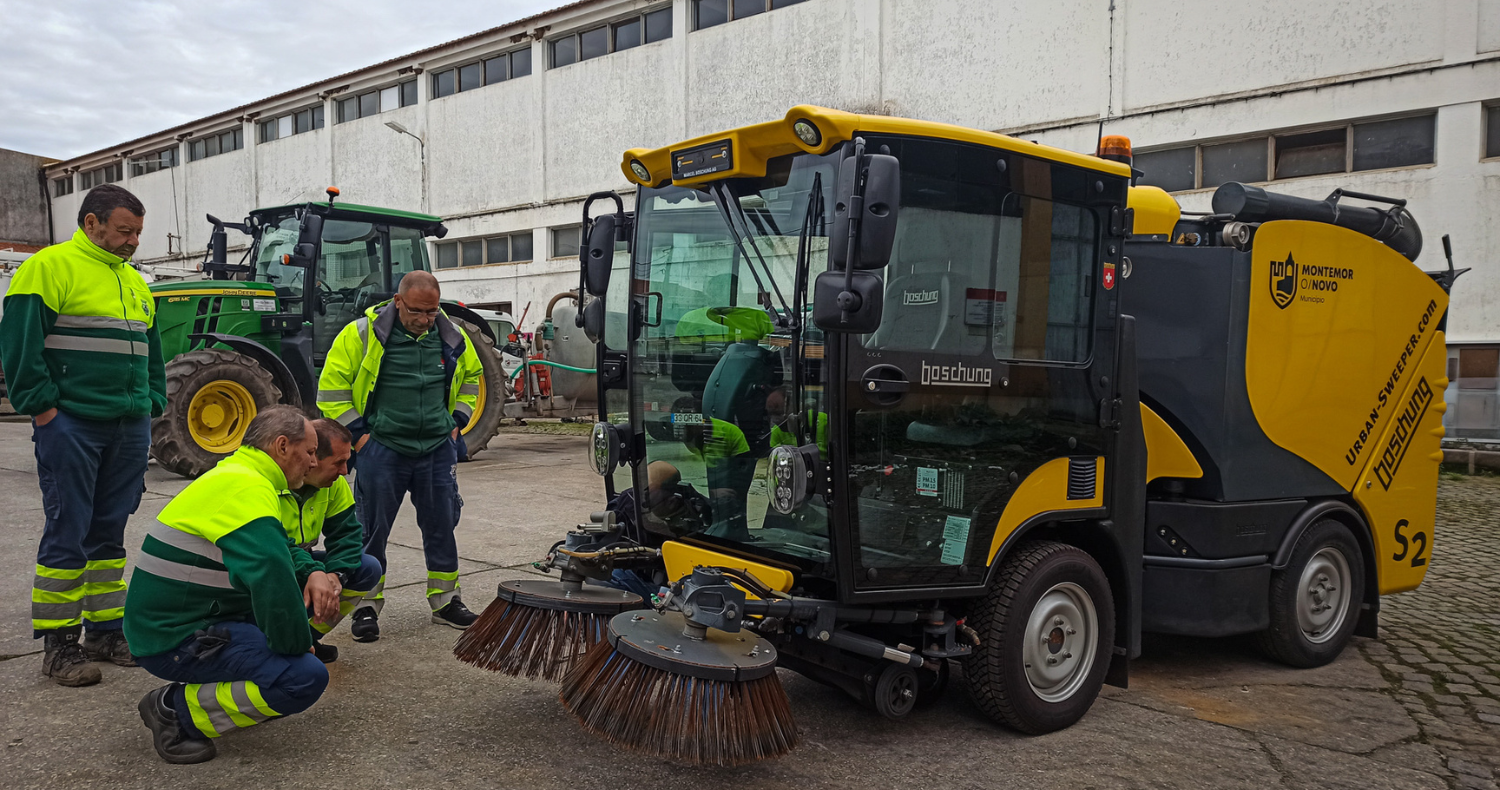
[705,183,792,327]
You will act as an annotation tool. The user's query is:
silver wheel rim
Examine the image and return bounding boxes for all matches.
[1297,547,1352,644]
[1022,581,1098,703]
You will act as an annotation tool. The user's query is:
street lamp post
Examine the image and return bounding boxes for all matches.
[384,121,427,214]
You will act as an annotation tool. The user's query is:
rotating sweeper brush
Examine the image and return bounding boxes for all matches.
[454,514,653,681]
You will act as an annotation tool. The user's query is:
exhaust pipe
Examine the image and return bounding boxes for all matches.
[1211,182,1423,261]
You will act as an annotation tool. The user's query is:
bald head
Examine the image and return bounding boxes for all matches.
[399,270,440,297]
[394,270,442,334]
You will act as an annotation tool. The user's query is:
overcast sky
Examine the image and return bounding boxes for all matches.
[0,0,558,160]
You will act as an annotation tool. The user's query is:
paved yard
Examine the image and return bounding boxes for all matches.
[0,421,1496,789]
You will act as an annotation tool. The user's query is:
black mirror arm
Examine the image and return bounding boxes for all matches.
[839,137,868,323]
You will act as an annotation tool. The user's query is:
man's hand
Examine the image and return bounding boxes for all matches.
[303,572,342,625]
[451,427,460,440]
[354,435,370,452]
[33,408,58,427]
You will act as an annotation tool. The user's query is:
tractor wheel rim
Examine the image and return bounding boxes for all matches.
[462,373,486,434]
[187,381,258,453]
[1297,547,1352,644]
[1022,581,1098,703]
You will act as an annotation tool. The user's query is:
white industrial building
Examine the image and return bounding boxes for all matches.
[38,0,1500,435]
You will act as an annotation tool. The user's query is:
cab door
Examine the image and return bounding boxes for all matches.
[834,141,1121,599]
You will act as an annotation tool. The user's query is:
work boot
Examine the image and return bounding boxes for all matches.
[83,629,138,667]
[42,628,102,687]
[312,640,339,663]
[138,685,216,764]
[350,607,380,642]
[432,597,478,630]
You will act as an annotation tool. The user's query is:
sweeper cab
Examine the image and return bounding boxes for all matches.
[457,105,1458,765]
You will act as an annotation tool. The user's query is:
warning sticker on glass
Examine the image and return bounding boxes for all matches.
[916,467,939,497]
[941,515,971,565]
[964,288,1007,326]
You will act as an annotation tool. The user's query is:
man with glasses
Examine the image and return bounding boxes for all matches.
[316,271,484,639]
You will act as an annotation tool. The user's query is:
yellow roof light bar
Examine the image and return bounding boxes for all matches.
[620,105,1132,188]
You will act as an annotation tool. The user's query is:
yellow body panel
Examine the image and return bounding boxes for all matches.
[1244,221,1448,491]
[1354,334,1447,594]
[1127,186,1181,236]
[1141,404,1203,482]
[661,541,795,594]
[621,105,1130,189]
[985,457,1105,564]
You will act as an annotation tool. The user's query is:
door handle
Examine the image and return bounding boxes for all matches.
[861,364,909,406]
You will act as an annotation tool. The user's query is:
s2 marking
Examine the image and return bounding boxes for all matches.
[1391,518,1429,568]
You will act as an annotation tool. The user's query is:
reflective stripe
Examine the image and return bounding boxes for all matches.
[365,576,386,615]
[82,568,125,585]
[83,589,127,611]
[81,606,125,623]
[35,565,86,580]
[216,683,257,729]
[32,586,87,604]
[228,682,274,723]
[148,521,223,563]
[333,408,360,427]
[44,335,149,356]
[426,575,458,593]
[53,314,149,333]
[453,403,473,420]
[458,384,480,396]
[317,389,353,402]
[31,600,84,620]
[356,318,370,354]
[426,572,459,610]
[133,553,234,589]
[33,574,84,593]
[190,683,235,737]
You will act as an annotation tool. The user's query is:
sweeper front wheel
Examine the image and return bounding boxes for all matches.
[964,540,1115,735]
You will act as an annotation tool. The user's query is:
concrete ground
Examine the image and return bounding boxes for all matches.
[0,421,1496,789]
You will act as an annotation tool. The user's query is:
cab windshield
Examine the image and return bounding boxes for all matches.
[629,150,838,572]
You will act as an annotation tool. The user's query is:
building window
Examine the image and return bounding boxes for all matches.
[1134,112,1436,193]
[1486,105,1500,160]
[79,162,123,189]
[483,232,534,264]
[187,127,243,162]
[552,7,671,68]
[259,105,324,143]
[337,80,415,123]
[551,225,581,259]
[436,242,458,269]
[129,147,179,176]
[52,176,73,197]
[695,0,802,30]
[433,48,530,99]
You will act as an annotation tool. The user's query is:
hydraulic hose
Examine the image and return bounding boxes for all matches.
[508,359,598,379]
[1211,182,1423,261]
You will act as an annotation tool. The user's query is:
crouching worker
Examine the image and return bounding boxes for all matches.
[289,418,384,662]
[123,406,329,764]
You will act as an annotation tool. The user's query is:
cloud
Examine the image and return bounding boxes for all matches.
[0,0,556,159]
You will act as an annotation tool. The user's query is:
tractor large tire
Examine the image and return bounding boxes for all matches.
[151,348,282,478]
[965,541,1115,735]
[452,316,506,458]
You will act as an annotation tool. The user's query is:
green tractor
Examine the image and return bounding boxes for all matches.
[148,189,506,477]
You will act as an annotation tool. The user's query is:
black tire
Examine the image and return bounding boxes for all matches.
[965,541,1115,735]
[151,348,282,478]
[1256,519,1365,668]
[451,317,505,458]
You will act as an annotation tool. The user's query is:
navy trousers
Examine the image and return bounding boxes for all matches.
[353,437,462,613]
[135,621,328,740]
[30,410,150,637]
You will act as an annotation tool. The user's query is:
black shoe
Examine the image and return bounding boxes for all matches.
[432,597,478,630]
[312,641,338,663]
[350,608,380,642]
[83,629,138,667]
[138,685,216,764]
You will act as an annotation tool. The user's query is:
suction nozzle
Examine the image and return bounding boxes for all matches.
[1212,182,1423,261]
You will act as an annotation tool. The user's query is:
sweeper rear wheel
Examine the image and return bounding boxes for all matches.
[964,540,1115,735]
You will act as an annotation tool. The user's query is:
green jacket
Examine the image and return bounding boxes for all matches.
[0,229,167,419]
[123,446,311,657]
[281,476,363,583]
[315,301,482,448]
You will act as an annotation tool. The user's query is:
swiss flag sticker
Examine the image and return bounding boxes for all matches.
[1102,262,1116,290]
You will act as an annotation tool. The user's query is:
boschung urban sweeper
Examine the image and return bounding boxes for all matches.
[454,105,1458,766]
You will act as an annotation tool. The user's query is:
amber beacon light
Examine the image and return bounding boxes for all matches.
[1096,135,1132,166]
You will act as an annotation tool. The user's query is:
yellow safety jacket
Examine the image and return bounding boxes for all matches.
[315,301,482,441]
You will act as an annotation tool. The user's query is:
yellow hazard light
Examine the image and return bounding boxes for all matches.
[1097,135,1132,165]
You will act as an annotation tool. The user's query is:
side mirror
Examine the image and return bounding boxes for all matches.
[813,269,884,333]
[583,214,618,297]
[830,153,901,270]
[290,213,323,268]
[581,296,606,343]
